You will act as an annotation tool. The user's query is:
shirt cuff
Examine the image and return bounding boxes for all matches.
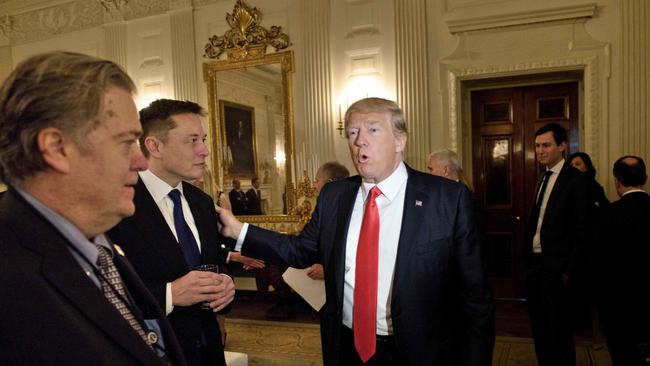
[165,282,174,315]
[234,223,249,251]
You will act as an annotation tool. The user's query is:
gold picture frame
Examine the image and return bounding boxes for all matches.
[219,100,258,180]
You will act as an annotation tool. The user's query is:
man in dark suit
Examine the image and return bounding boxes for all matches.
[218,97,495,365]
[523,123,589,366]
[245,176,263,215]
[0,52,186,365]
[598,156,650,366]
[228,178,248,215]
[108,99,235,366]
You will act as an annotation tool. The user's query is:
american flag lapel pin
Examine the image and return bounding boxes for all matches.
[415,200,423,207]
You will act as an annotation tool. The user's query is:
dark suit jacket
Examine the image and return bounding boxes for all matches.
[108,179,230,366]
[229,189,248,215]
[524,163,589,274]
[241,166,495,366]
[245,188,262,215]
[598,191,650,331]
[0,188,186,366]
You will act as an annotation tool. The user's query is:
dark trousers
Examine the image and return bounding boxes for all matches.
[600,296,650,365]
[339,326,399,366]
[526,257,576,366]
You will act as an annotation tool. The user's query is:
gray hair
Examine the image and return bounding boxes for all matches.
[0,51,135,185]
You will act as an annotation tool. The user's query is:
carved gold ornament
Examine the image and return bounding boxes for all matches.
[204,0,290,61]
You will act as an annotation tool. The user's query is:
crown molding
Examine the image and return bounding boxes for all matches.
[446,3,597,34]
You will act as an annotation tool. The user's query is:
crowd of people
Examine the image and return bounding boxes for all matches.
[0,51,648,366]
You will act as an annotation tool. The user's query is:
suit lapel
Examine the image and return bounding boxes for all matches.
[332,180,360,305]
[392,168,427,306]
[130,180,189,271]
[543,164,569,221]
[8,192,163,365]
[182,183,217,264]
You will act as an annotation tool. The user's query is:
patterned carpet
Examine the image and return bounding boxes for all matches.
[224,318,612,366]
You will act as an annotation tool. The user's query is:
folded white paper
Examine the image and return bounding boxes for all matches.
[282,267,326,311]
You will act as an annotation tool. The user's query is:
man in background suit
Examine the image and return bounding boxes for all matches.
[598,156,650,366]
[523,123,589,366]
[229,178,248,215]
[245,176,263,214]
[0,52,186,365]
[218,97,494,365]
[108,99,235,366]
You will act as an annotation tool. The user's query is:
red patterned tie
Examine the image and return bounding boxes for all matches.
[354,186,382,362]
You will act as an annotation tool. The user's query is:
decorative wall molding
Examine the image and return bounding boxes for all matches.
[303,0,335,166]
[446,3,597,34]
[444,55,602,172]
[2,0,170,45]
[170,7,198,101]
[395,0,430,171]
[347,47,380,75]
[345,0,379,39]
[103,21,127,68]
[620,0,650,160]
[9,1,103,45]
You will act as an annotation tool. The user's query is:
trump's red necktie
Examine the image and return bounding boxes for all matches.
[354,186,382,362]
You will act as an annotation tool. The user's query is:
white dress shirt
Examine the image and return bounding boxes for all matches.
[140,170,202,314]
[236,163,408,335]
[342,162,407,335]
[532,159,564,253]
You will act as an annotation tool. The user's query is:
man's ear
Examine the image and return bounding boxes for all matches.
[395,134,407,153]
[38,127,71,173]
[144,136,162,158]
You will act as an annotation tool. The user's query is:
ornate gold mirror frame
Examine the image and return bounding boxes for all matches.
[203,0,312,230]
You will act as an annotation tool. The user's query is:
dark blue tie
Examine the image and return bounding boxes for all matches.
[168,189,201,268]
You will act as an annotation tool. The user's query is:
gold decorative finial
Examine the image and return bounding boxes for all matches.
[204,0,290,61]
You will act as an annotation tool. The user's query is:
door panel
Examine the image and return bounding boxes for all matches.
[472,82,579,299]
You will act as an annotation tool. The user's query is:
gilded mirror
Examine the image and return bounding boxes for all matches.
[202,0,300,220]
[203,51,295,216]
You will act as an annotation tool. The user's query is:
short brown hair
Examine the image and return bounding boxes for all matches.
[138,99,206,157]
[0,51,135,185]
[344,97,407,136]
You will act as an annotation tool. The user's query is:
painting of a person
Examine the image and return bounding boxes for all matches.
[222,101,256,177]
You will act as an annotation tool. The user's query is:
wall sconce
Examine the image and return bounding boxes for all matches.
[336,104,345,136]
[97,0,129,11]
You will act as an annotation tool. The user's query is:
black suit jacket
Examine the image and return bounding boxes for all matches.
[108,179,230,366]
[245,188,262,215]
[524,163,589,274]
[241,166,495,366]
[0,189,186,366]
[229,189,248,215]
[598,191,650,320]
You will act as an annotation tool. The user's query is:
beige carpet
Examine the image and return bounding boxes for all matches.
[224,318,612,366]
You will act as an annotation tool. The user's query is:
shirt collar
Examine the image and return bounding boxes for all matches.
[622,188,646,197]
[548,159,565,174]
[14,187,111,264]
[361,161,408,202]
[139,169,184,203]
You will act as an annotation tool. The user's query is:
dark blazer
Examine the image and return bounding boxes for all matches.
[229,189,248,215]
[0,189,186,366]
[524,163,589,274]
[245,188,262,215]
[108,179,229,366]
[598,191,650,364]
[241,166,495,366]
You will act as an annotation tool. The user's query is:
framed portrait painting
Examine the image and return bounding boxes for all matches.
[219,100,258,179]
